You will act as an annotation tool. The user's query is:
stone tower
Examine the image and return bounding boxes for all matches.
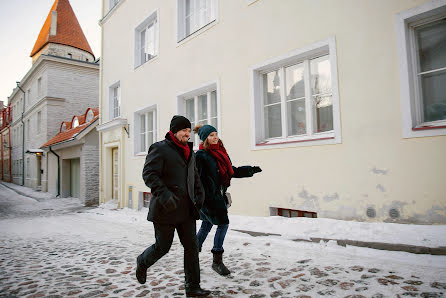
[30,0,95,64]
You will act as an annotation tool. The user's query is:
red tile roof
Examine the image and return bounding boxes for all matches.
[30,0,94,58]
[41,107,99,148]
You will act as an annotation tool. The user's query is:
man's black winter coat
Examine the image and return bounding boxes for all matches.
[142,133,205,224]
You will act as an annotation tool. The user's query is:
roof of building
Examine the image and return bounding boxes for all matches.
[41,107,99,148]
[30,0,94,58]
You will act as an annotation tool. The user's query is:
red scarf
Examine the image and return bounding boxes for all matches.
[199,142,234,186]
[168,131,190,160]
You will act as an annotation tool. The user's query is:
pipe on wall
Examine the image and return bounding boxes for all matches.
[49,146,60,197]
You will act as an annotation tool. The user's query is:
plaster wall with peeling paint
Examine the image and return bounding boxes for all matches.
[99,0,446,224]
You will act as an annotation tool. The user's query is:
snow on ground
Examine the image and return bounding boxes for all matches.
[1,182,446,297]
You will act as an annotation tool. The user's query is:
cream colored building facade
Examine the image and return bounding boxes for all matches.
[98,0,446,223]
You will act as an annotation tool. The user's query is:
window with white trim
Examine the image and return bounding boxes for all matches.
[109,82,121,120]
[134,106,157,154]
[178,84,218,147]
[396,3,446,138]
[135,11,159,67]
[251,38,341,149]
[86,109,94,122]
[72,116,79,128]
[177,0,217,41]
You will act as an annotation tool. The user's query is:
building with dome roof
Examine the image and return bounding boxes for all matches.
[3,0,99,196]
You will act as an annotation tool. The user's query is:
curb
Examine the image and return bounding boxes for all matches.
[232,229,446,256]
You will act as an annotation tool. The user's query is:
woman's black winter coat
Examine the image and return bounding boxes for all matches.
[195,149,256,225]
[142,133,205,224]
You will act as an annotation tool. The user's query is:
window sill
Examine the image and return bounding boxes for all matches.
[177,20,218,47]
[412,124,446,131]
[134,55,159,71]
[253,132,339,150]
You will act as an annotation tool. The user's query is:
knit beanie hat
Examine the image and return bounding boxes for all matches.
[170,115,191,134]
[197,124,217,141]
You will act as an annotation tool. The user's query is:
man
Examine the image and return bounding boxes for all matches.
[136,115,211,297]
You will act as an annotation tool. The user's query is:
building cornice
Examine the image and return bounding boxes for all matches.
[96,117,128,132]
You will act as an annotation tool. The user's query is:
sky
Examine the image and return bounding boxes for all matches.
[0,0,102,106]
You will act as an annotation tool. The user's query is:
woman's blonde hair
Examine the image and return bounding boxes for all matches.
[193,124,224,151]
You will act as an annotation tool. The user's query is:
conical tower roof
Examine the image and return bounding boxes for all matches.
[30,0,94,58]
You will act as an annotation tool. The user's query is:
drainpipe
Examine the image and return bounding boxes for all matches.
[16,82,25,186]
[49,146,60,197]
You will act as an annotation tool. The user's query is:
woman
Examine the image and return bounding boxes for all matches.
[194,124,262,276]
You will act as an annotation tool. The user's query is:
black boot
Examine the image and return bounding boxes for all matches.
[135,258,147,284]
[185,284,211,297]
[211,250,230,276]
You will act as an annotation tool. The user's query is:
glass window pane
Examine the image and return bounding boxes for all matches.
[421,70,446,122]
[210,117,218,131]
[263,71,281,105]
[264,104,282,139]
[287,99,306,136]
[198,94,207,121]
[140,29,146,63]
[415,18,446,73]
[147,112,154,131]
[286,63,305,100]
[140,114,146,132]
[185,98,195,122]
[147,131,154,147]
[281,209,290,217]
[313,95,333,133]
[210,90,217,117]
[310,55,332,95]
[140,133,146,152]
[290,211,299,218]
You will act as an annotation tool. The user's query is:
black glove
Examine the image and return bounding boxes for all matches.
[162,193,178,212]
[252,166,262,174]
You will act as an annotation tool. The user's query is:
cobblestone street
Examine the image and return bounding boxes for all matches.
[0,183,445,297]
[1,224,446,297]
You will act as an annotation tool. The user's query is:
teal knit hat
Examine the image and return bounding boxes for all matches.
[197,125,217,141]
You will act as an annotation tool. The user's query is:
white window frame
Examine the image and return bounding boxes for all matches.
[109,82,121,120]
[250,37,341,150]
[134,105,157,155]
[86,109,94,122]
[176,0,218,43]
[395,1,446,138]
[109,0,119,11]
[134,10,159,68]
[177,81,220,148]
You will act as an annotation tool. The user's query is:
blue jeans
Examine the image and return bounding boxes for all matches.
[196,220,229,252]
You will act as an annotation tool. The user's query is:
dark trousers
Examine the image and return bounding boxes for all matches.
[137,219,200,286]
